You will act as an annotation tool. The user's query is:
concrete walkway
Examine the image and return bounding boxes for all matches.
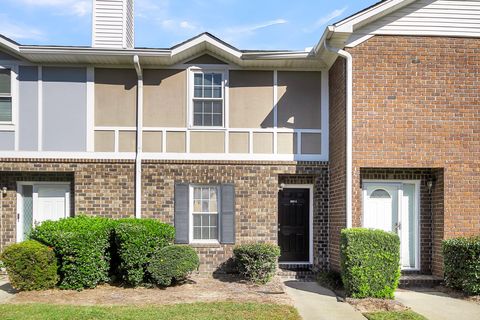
[283,280,365,320]
[0,276,16,303]
[396,289,480,320]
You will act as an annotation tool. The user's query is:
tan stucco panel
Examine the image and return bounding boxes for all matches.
[253,132,273,154]
[229,71,274,128]
[277,71,322,129]
[190,131,225,153]
[277,132,297,154]
[143,131,162,153]
[166,131,186,153]
[119,131,136,152]
[229,132,249,153]
[94,131,115,152]
[95,68,137,127]
[143,69,186,127]
[301,133,321,154]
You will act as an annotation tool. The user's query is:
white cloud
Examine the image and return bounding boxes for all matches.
[225,19,288,34]
[11,0,91,17]
[303,7,348,33]
[0,14,45,41]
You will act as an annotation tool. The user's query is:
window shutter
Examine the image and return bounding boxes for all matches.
[220,184,235,244]
[174,183,189,244]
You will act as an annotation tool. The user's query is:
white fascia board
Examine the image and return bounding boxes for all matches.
[18,46,170,57]
[171,34,242,59]
[334,0,415,32]
[0,37,19,52]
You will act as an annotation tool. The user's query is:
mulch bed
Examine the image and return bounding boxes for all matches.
[7,275,293,306]
[347,297,409,313]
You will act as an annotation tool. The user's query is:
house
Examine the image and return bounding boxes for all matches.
[0,0,478,278]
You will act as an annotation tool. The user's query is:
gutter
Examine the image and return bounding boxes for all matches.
[324,40,353,229]
[133,55,143,219]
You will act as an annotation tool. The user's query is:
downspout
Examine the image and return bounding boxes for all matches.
[133,55,143,219]
[324,40,353,229]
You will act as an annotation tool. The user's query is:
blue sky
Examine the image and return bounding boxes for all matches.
[0,0,378,50]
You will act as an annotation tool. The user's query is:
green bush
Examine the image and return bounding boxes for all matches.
[1,240,58,291]
[114,219,175,286]
[341,228,400,299]
[30,216,116,290]
[148,245,199,286]
[443,236,480,295]
[233,243,280,284]
[316,270,343,291]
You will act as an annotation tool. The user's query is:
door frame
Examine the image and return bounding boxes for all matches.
[362,179,421,271]
[16,181,71,242]
[278,184,314,265]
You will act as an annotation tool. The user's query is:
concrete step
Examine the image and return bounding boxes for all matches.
[399,274,443,288]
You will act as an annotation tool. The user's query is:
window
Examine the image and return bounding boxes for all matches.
[370,189,391,199]
[191,186,219,241]
[192,72,224,127]
[0,68,12,123]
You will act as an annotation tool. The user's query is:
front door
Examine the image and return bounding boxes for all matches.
[278,188,310,263]
[17,183,70,242]
[363,181,419,270]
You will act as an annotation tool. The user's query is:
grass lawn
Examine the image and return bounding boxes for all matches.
[0,302,300,320]
[364,310,427,320]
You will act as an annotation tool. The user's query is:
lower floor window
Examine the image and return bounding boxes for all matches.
[191,186,219,241]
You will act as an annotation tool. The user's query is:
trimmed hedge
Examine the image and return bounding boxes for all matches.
[233,243,280,284]
[148,245,199,286]
[341,228,401,299]
[114,219,175,286]
[443,236,480,295]
[1,240,58,291]
[30,216,116,290]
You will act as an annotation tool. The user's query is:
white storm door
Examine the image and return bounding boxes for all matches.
[363,183,400,232]
[32,184,70,226]
[363,181,419,270]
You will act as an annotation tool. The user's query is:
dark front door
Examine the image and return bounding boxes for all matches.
[278,188,310,262]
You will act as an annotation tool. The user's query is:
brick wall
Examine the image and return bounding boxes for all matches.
[328,57,347,271]
[0,159,329,273]
[348,35,480,275]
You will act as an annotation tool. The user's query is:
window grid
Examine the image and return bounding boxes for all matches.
[0,68,12,123]
[192,186,219,241]
[192,72,224,127]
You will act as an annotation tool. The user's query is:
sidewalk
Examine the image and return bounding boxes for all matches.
[284,280,365,320]
[396,288,480,320]
[0,275,16,303]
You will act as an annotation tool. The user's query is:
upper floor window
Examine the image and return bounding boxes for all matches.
[192,71,224,127]
[0,68,12,123]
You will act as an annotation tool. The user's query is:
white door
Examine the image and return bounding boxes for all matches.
[363,181,419,270]
[17,183,70,241]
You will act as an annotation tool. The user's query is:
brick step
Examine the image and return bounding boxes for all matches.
[399,274,443,288]
[277,264,315,280]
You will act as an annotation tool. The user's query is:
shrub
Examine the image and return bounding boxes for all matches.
[114,219,175,286]
[233,243,280,284]
[316,270,343,291]
[148,245,199,286]
[30,216,116,290]
[341,228,400,299]
[1,240,58,291]
[443,236,480,295]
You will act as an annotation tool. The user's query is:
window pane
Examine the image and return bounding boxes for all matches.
[210,227,218,240]
[194,73,202,85]
[193,200,202,212]
[202,200,209,212]
[213,74,222,86]
[204,74,213,86]
[204,102,212,113]
[203,114,213,126]
[193,101,203,113]
[194,86,203,98]
[212,101,222,113]
[213,86,222,98]
[209,214,218,227]
[201,187,209,198]
[193,214,201,226]
[0,97,12,122]
[204,87,212,98]
[194,187,201,199]
[212,114,222,126]
[193,227,201,239]
[210,188,217,201]
[210,199,217,212]
[0,69,11,94]
[193,114,203,126]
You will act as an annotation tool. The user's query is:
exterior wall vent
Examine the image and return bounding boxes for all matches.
[92,0,134,49]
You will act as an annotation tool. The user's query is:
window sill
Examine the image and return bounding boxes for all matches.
[0,123,15,131]
[189,242,222,248]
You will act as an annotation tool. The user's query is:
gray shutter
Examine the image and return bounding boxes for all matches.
[220,184,235,244]
[174,183,189,244]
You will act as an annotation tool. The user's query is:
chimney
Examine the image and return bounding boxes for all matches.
[92,0,134,49]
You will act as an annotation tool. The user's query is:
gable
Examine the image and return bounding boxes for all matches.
[184,54,228,65]
[346,0,480,47]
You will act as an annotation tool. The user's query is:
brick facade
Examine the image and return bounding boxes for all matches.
[328,57,347,271]
[346,35,480,276]
[0,159,329,273]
